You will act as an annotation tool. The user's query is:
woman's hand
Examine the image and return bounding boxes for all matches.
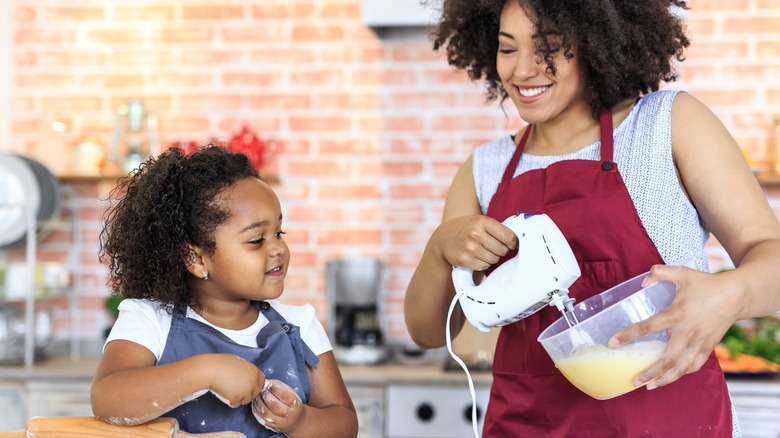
[434,214,517,272]
[608,264,741,389]
[252,379,305,434]
[207,354,266,407]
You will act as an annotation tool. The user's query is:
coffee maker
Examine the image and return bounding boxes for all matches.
[327,256,386,365]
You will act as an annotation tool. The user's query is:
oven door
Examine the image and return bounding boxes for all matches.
[385,384,490,437]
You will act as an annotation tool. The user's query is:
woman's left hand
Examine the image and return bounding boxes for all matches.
[608,264,741,389]
[252,379,305,434]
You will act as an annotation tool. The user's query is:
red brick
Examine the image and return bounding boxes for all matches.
[758,41,780,57]
[391,45,444,63]
[390,92,456,109]
[82,74,145,89]
[182,50,247,65]
[291,25,345,41]
[14,29,76,44]
[251,3,315,20]
[40,50,107,66]
[45,7,105,21]
[383,116,425,131]
[88,28,146,44]
[41,97,103,112]
[686,41,750,59]
[109,96,172,112]
[289,116,351,132]
[114,6,174,21]
[319,138,380,154]
[156,116,211,133]
[382,161,424,177]
[688,0,750,9]
[723,18,780,34]
[150,73,214,88]
[15,74,77,89]
[683,17,717,36]
[318,92,381,110]
[291,70,346,87]
[317,229,382,245]
[247,94,312,110]
[154,27,214,43]
[251,49,314,64]
[358,116,382,132]
[179,95,242,111]
[109,50,176,65]
[321,2,361,18]
[13,7,36,22]
[317,183,381,199]
[183,6,244,20]
[432,114,501,131]
[222,25,285,42]
[390,183,450,200]
[287,160,351,177]
[691,89,759,106]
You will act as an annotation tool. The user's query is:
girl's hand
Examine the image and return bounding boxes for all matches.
[435,215,517,272]
[252,379,304,434]
[207,354,266,408]
[608,264,741,389]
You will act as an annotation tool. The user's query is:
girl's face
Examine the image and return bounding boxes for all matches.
[496,1,587,124]
[198,177,289,303]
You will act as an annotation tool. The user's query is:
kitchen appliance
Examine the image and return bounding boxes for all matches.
[447,212,581,438]
[385,384,490,438]
[326,256,386,365]
[109,100,160,173]
[451,212,582,332]
[538,272,675,400]
[0,154,62,249]
[0,305,53,364]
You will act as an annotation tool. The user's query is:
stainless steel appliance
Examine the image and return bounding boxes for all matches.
[109,100,160,173]
[385,384,490,437]
[326,256,386,365]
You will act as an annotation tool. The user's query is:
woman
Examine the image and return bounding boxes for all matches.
[405,0,780,435]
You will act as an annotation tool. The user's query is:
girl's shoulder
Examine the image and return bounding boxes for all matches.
[266,300,317,326]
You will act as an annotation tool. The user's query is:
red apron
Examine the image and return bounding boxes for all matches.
[481,110,732,437]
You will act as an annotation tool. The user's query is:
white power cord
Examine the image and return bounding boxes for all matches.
[446,291,480,438]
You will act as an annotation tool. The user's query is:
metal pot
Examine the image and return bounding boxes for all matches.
[0,305,52,364]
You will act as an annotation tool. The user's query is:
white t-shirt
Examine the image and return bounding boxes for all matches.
[105,298,332,362]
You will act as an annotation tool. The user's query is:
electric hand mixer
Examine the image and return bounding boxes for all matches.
[451,212,582,331]
[446,212,583,438]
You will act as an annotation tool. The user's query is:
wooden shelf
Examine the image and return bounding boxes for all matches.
[756,173,780,187]
[57,173,280,184]
[56,174,125,183]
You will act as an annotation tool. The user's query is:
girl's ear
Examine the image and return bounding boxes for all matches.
[184,245,207,278]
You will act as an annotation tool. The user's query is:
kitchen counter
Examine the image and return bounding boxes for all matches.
[0,357,493,386]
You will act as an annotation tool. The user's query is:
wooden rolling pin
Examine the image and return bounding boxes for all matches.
[0,416,247,437]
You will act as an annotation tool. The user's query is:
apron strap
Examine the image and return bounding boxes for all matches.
[502,109,615,182]
[599,108,615,170]
[501,125,532,183]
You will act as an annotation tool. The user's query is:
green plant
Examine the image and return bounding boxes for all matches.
[721,317,780,365]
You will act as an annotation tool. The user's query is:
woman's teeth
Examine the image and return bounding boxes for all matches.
[518,86,549,97]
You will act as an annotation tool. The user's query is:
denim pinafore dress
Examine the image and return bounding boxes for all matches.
[157,300,320,436]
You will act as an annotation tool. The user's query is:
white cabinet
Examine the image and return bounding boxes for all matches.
[728,381,780,438]
[0,384,24,431]
[348,385,384,438]
[26,381,93,418]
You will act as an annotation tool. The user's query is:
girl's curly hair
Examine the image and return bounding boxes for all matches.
[99,145,259,311]
[431,0,690,120]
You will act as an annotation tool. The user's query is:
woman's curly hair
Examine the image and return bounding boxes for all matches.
[431,0,690,120]
[99,144,259,311]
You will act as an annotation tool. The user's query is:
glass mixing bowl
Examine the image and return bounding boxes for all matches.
[537,272,676,400]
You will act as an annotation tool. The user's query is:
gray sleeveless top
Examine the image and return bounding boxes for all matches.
[473,90,711,273]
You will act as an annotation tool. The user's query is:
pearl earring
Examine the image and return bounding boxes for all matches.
[202,271,209,280]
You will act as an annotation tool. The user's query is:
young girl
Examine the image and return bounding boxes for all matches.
[91,145,358,437]
[405,0,780,436]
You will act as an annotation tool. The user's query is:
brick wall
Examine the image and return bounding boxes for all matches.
[2,0,779,348]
